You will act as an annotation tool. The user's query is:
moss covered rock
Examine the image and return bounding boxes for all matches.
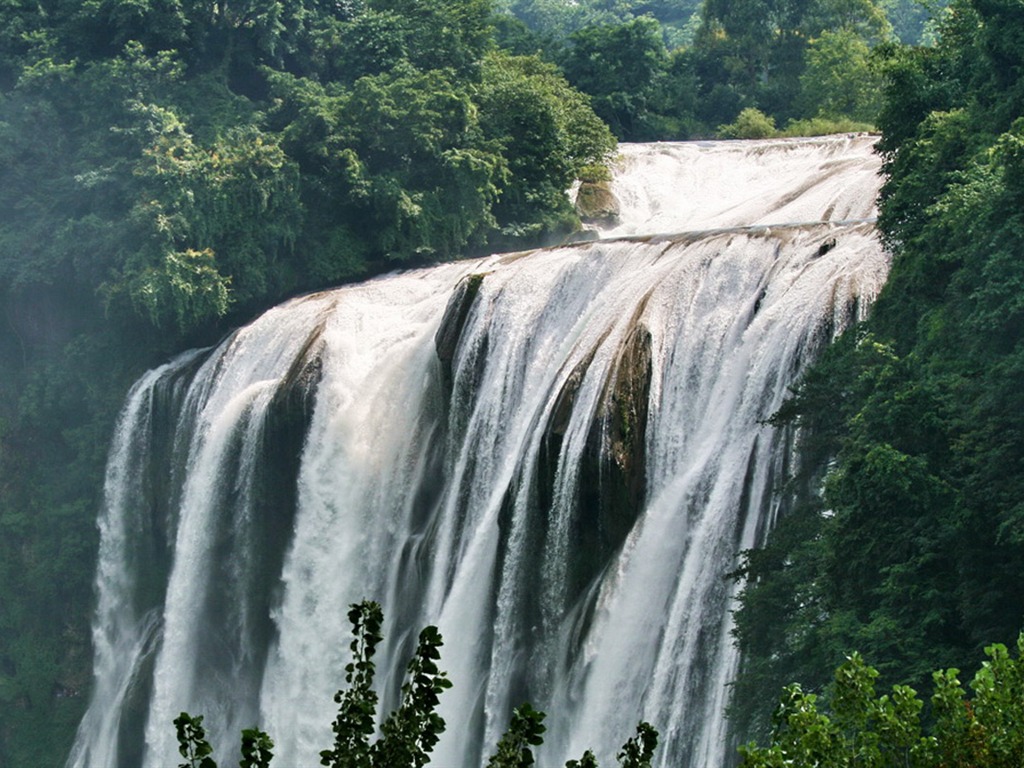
[435,272,487,399]
[575,181,621,223]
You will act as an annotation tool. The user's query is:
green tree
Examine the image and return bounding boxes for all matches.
[558,16,670,139]
[717,106,777,137]
[175,712,276,768]
[499,0,635,41]
[486,703,547,767]
[616,722,658,768]
[739,636,1024,768]
[476,51,616,242]
[174,601,659,768]
[319,601,384,767]
[109,112,302,331]
[175,712,218,768]
[798,28,883,123]
[239,728,275,768]
[694,0,890,122]
[267,66,507,273]
[730,0,1024,744]
[369,625,452,767]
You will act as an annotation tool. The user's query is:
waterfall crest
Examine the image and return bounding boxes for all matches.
[69,135,888,768]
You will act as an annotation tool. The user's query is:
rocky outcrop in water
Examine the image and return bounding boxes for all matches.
[537,310,652,603]
[435,272,486,398]
[575,181,621,223]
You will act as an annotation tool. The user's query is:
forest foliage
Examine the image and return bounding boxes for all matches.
[173,601,659,768]
[730,0,1024,748]
[739,636,1024,767]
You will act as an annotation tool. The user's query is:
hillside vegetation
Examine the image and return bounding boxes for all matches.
[731,0,1024,747]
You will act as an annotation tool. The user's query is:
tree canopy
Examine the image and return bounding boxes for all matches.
[739,636,1024,768]
[173,601,660,768]
[730,0,1024,745]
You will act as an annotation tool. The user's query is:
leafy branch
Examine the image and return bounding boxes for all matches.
[174,600,659,768]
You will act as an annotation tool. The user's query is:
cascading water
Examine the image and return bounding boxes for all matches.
[68,134,888,768]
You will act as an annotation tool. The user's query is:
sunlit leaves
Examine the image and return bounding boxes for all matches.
[97,105,302,330]
[124,247,232,330]
[741,638,1024,767]
[799,28,883,123]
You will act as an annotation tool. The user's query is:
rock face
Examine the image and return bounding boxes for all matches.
[537,311,653,605]
[256,326,325,612]
[597,320,652,507]
[435,272,486,398]
[577,319,652,581]
[575,181,621,223]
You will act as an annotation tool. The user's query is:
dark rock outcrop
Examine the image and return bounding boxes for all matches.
[575,181,621,223]
[577,320,652,575]
[537,308,653,606]
[435,272,487,398]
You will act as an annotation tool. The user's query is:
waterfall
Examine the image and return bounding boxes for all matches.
[68,135,887,768]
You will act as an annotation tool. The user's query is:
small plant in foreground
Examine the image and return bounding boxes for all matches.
[175,600,658,768]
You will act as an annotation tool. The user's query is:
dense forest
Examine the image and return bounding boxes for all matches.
[1,0,1020,764]
[730,0,1024,747]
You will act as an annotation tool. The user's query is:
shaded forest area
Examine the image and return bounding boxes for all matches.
[731,0,1024,749]
[2,0,1018,765]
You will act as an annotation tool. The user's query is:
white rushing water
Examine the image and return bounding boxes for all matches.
[599,134,880,236]
[69,135,887,768]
